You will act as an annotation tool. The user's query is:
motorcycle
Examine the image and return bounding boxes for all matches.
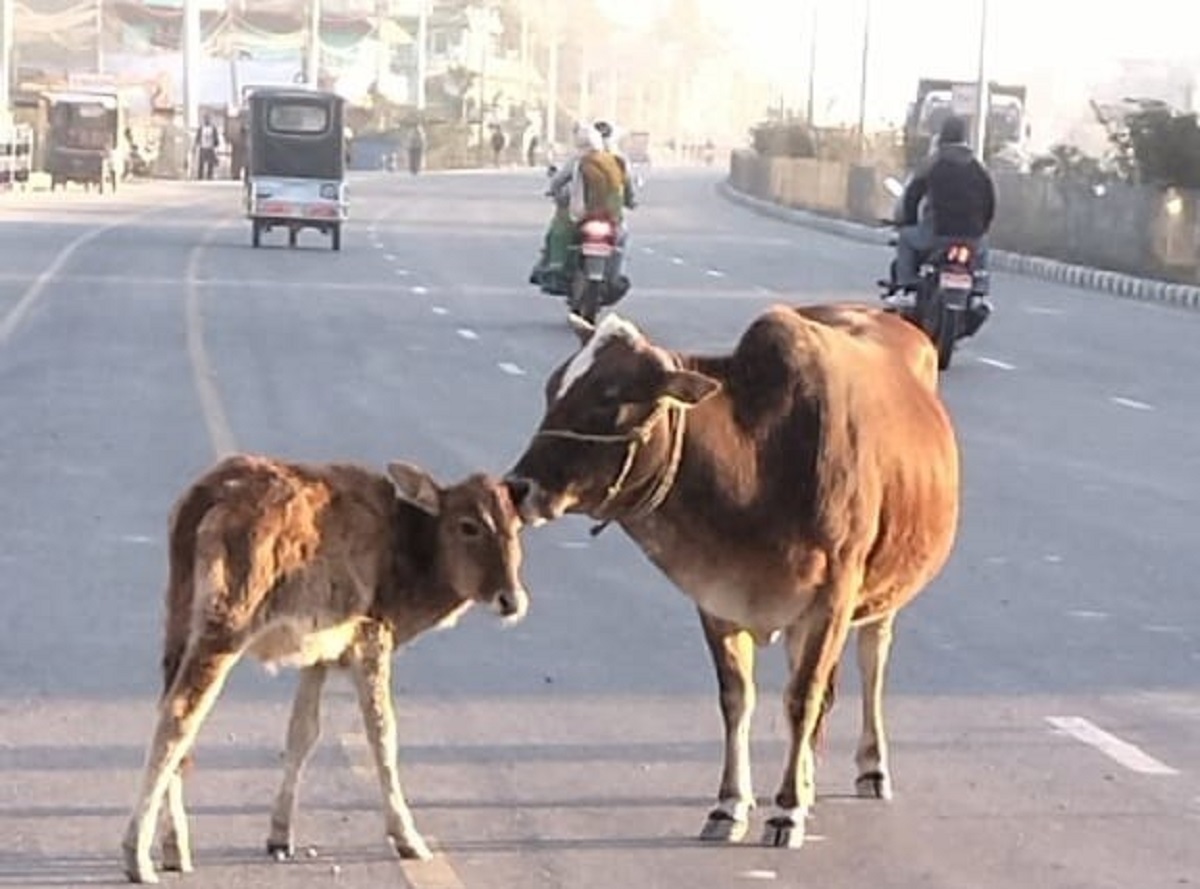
[877,176,992,370]
[532,164,631,324]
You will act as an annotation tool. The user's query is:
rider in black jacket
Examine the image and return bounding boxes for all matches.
[887,115,996,305]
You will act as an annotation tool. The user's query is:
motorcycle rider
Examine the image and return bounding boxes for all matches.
[593,119,636,287]
[885,114,996,318]
[530,123,629,295]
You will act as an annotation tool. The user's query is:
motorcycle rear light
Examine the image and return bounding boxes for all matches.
[580,219,613,240]
[948,244,972,263]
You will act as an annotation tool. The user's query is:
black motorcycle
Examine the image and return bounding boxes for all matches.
[877,179,991,370]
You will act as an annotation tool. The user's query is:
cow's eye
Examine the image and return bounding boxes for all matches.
[458,518,483,538]
[598,384,622,405]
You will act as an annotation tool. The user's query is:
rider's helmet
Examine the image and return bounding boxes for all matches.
[938,114,969,147]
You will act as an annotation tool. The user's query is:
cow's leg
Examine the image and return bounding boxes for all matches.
[158,770,191,872]
[121,642,240,884]
[697,609,757,843]
[348,628,433,861]
[764,590,855,849]
[854,613,896,800]
[267,665,329,859]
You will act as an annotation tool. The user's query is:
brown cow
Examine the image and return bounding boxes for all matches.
[121,455,530,884]
[506,304,959,849]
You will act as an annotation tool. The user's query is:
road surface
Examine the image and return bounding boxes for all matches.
[0,169,1196,888]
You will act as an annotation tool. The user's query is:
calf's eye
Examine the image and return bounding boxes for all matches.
[458,518,483,538]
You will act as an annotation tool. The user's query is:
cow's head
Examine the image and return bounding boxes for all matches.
[506,313,720,526]
[388,463,531,623]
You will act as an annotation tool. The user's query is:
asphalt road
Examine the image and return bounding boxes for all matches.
[0,168,1196,889]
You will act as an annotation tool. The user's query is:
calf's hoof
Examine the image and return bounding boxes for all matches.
[389,832,433,861]
[855,770,894,801]
[121,842,159,885]
[699,810,749,843]
[266,839,295,862]
[761,815,806,849]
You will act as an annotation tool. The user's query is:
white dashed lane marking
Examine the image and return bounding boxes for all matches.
[705,269,726,278]
[671,257,685,265]
[383,253,396,261]
[498,361,525,376]
[1111,396,1153,411]
[976,356,1016,370]
[456,328,479,341]
[431,306,448,315]
[1046,716,1178,775]
[412,285,430,295]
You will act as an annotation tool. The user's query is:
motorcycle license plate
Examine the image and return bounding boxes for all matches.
[580,243,613,257]
[939,272,973,290]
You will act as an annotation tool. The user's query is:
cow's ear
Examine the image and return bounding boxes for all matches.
[387,462,441,516]
[659,369,721,406]
[568,313,596,345]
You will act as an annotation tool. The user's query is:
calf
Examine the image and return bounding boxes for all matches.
[121,454,529,884]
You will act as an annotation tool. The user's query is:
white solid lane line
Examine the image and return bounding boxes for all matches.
[1046,716,1178,775]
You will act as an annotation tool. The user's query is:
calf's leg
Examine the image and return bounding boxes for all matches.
[697,609,757,842]
[348,628,433,860]
[121,641,240,884]
[854,613,897,800]
[267,665,329,859]
[159,771,191,872]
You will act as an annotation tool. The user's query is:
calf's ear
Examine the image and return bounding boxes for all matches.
[660,369,721,406]
[387,462,441,516]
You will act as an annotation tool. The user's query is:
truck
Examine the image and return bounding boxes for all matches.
[903,78,1030,171]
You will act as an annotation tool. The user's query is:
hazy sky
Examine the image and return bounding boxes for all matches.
[602,0,1200,130]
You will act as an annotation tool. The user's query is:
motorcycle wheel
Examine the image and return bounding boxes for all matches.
[569,271,602,324]
[935,305,960,370]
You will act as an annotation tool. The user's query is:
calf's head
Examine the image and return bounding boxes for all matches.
[387,463,531,623]
[506,313,719,525]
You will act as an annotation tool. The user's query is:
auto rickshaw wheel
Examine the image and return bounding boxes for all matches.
[330,223,342,252]
[251,221,262,249]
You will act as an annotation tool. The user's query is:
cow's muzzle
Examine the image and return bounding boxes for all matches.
[493,586,530,624]
[503,475,564,527]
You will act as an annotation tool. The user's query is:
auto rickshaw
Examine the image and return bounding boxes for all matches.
[43,90,126,193]
[243,88,348,251]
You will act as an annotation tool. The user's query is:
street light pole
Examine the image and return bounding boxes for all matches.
[972,0,989,154]
[182,0,200,134]
[856,0,871,159]
[306,0,321,89]
[806,0,818,124]
[96,0,104,75]
[416,0,428,111]
[0,0,12,125]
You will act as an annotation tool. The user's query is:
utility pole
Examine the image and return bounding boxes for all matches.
[972,0,990,155]
[96,0,104,75]
[182,0,200,135]
[415,0,428,111]
[856,0,871,160]
[374,0,388,90]
[306,0,321,90]
[0,0,12,125]
[806,0,818,124]
[546,3,559,147]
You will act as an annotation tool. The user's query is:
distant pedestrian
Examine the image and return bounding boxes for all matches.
[194,115,220,180]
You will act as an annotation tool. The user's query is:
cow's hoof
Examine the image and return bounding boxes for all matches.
[699,810,748,843]
[267,838,294,862]
[122,843,159,884]
[855,770,893,801]
[762,815,806,849]
[389,832,433,861]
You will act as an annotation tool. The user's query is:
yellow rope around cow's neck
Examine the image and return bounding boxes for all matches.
[534,397,688,535]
